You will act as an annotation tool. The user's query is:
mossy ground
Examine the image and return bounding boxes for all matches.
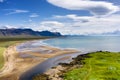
[64,51,120,80]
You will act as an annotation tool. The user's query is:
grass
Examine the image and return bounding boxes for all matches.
[0,41,21,69]
[0,47,6,69]
[64,51,120,80]
[0,36,53,42]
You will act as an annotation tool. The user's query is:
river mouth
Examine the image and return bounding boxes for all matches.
[16,40,80,80]
[19,52,83,80]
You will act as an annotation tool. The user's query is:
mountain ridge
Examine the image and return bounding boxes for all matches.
[0,28,62,37]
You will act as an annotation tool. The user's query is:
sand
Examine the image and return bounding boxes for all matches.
[0,43,78,80]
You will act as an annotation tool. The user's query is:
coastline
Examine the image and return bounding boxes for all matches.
[36,53,88,80]
[0,41,78,80]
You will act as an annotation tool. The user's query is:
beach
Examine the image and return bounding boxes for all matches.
[0,42,78,80]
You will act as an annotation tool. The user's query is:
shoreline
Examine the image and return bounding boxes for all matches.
[0,41,78,80]
[35,53,88,80]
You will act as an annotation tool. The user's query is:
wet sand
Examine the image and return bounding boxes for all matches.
[0,43,78,80]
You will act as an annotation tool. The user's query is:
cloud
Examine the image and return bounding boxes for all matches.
[0,25,17,29]
[5,9,29,15]
[47,0,119,16]
[0,0,4,3]
[29,13,39,18]
[40,21,64,26]
[38,14,120,35]
[54,14,90,22]
[39,21,64,32]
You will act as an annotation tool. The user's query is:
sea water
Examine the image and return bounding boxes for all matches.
[43,36,120,52]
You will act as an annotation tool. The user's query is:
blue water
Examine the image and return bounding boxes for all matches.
[43,36,120,52]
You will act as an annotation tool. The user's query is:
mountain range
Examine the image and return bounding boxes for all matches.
[0,28,62,37]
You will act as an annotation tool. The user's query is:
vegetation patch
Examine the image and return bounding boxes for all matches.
[0,47,5,69]
[64,51,120,80]
[0,41,20,69]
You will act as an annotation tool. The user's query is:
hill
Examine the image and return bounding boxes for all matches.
[0,28,62,37]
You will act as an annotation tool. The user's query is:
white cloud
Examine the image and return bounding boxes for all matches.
[54,14,90,22]
[5,9,29,15]
[40,21,64,26]
[0,0,4,3]
[47,0,119,16]
[39,21,64,32]
[0,25,17,29]
[38,14,120,35]
[29,13,39,18]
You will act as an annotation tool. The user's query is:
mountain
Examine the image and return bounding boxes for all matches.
[0,28,62,37]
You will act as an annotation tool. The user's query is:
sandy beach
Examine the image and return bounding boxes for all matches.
[0,43,78,80]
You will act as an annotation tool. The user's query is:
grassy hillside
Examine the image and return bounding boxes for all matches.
[64,51,120,80]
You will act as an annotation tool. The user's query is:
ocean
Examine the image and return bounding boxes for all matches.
[43,36,120,52]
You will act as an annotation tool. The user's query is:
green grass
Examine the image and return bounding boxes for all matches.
[0,47,6,69]
[0,36,52,42]
[64,51,120,80]
[0,41,21,69]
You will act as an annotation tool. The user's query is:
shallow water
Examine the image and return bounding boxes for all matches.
[43,36,120,52]
[17,36,120,53]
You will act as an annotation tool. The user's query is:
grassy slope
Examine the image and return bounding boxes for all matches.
[64,51,120,80]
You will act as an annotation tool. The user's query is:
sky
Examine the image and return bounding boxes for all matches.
[0,0,120,35]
